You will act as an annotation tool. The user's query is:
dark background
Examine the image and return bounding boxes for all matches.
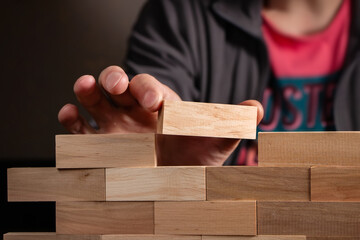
[0,0,146,238]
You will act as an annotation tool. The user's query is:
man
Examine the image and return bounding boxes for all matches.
[58,0,360,166]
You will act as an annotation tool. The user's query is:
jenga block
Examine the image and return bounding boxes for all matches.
[101,235,201,240]
[106,167,205,201]
[157,100,257,139]
[258,201,360,236]
[7,168,105,201]
[202,236,306,240]
[57,235,101,240]
[154,201,256,235]
[56,133,156,169]
[56,202,154,234]
[307,237,360,240]
[311,166,360,201]
[207,167,309,201]
[258,132,360,167]
[58,235,200,240]
[3,233,56,240]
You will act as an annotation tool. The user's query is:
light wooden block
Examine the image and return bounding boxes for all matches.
[4,233,56,240]
[311,166,360,201]
[258,201,360,236]
[101,235,201,240]
[57,235,101,240]
[202,236,306,240]
[7,168,105,201]
[155,201,256,235]
[258,132,360,167]
[307,238,360,240]
[57,235,201,240]
[207,167,309,201]
[157,100,257,139]
[106,167,205,201]
[307,237,360,240]
[56,133,156,169]
[56,202,154,234]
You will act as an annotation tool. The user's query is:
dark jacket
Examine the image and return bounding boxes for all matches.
[124,0,360,136]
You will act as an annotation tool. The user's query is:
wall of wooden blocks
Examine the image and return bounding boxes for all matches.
[5,101,360,239]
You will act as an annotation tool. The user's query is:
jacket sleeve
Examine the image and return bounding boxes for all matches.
[123,0,202,101]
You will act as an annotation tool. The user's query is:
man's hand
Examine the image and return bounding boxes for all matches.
[58,66,263,166]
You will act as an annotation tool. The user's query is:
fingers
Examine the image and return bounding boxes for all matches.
[239,100,264,125]
[129,74,181,112]
[58,104,96,134]
[98,66,137,107]
[73,75,116,126]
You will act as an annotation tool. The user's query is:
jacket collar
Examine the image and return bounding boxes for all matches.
[211,0,263,39]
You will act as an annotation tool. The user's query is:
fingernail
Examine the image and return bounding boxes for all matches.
[143,90,160,109]
[105,72,122,90]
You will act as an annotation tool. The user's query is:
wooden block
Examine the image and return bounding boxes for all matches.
[56,133,156,169]
[101,235,201,240]
[57,235,101,240]
[57,235,200,240]
[207,167,309,201]
[258,132,360,167]
[307,237,360,240]
[258,201,360,236]
[202,236,306,240]
[311,166,360,201]
[106,167,205,201]
[157,100,257,139]
[56,202,154,234]
[7,168,105,201]
[154,201,256,235]
[4,233,56,240]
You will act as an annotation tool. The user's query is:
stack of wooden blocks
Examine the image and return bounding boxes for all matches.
[5,100,360,240]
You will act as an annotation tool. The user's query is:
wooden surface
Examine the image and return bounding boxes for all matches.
[7,168,105,201]
[56,202,154,234]
[154,201,256,235]
[106,167,205,201]
[57,235,201,240]
[311,166,360,201]
[56,133,156,168]
[207,167,309,201]
[102,235,201,240]
[258,132,360,167]
[307,237,360,240]
[157,100,257,139]
[3,233,56,240]
[202,236,306,240]
[258,201,360,236]
[307,236,360,240]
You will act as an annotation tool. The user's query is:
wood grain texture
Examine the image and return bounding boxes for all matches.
[58,235,200,240]
[102,235,201,240]
[56,133,156,169]
[106,167,205,201]
[157,100,257,139]
[311,166,360,201]
[154,201,256,235]
[306,237,360,240]
[202,236,306,240]
[207,167,309,201]
[7,168,105,201]
[56,202,154,234]
[3,233,56,240]
[57,235,200,240]
[258,201,360,236]
[57,235,101,240]
[258,132,360,167]
[307,237,360,240]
